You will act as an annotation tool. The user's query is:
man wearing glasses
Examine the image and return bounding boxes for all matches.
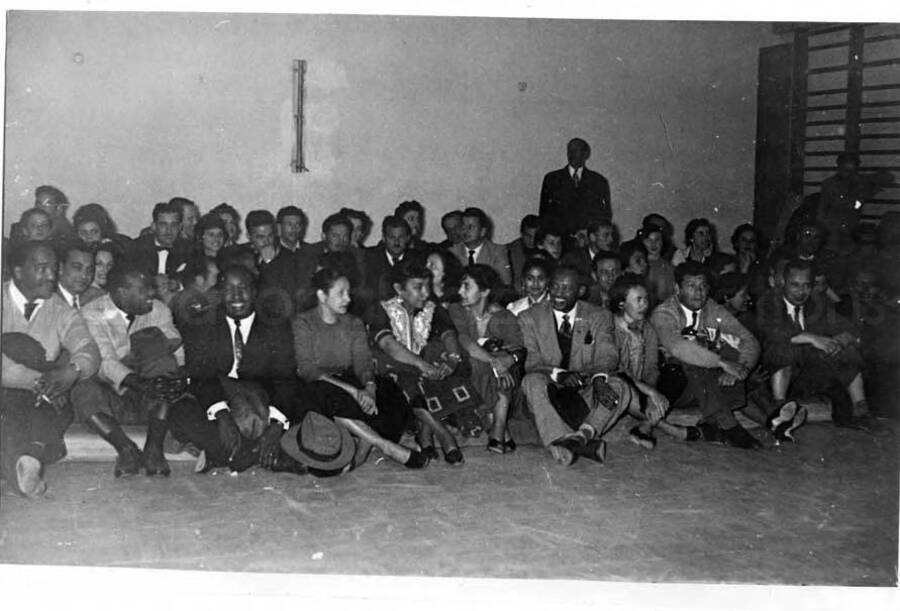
[34,185,73,240]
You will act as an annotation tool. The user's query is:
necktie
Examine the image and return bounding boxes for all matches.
[126,313,136,330]
[24,301,37,322]
[233,318,244,372]
[557,313,573,370]
[468,249,476,266]
[73,294,80,311]
[691,310,699,330]
[792,305,803,329]
[573,169,580,188]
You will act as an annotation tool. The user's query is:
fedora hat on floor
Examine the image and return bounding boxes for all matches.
[280,411,355,474]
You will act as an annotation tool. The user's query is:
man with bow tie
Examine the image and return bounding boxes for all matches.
[518,265,634,466]
[124,201,193,286]
[756,258,887,435]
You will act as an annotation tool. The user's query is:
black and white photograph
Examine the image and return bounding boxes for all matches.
[1,2,898,609]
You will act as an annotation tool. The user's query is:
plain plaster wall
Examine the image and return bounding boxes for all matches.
[3,12,784,246]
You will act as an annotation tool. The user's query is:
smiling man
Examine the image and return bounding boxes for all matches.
[518,265,634,466]
[80,264,193,478]
[167,265,306,475]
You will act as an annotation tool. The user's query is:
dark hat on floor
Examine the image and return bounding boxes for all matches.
[280,411,354,473]
[122,327,182,368]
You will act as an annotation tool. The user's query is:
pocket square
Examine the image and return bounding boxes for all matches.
[584,330,594,345]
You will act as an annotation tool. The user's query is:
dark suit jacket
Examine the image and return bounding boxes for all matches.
[125,233,194,277]
[539,166,611,234]
[518,300,618,376]
[255,247,316,320]
[450,241,512,286]
[358,248,423,311]
[756,289,857,351]
[182,306,301,420]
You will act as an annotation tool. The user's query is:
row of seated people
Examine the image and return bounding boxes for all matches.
[2,186,896,499]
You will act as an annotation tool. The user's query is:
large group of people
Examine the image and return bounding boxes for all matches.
[2,139,897,499]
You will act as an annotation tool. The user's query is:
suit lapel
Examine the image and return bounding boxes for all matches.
[535,302,562,367]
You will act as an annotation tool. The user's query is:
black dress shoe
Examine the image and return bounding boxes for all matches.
[143,448,171,477]
[575,439,607,463]
[504,437,517,453]
[114,446,143,478]
[419,445,439,460]
[684,426,702,442]
[720,424,762,450]
[697,421,722,443]
[444,447,465,465]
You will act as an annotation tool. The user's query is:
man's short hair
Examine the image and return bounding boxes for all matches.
[674,261,713,286]
[535,222,564,246]
[7,240,55,270]
[107,263,149,293]
[782,258,815,282]
[441,210,463,228]
[245,209,276,232]
[169,197,196,213]
[461,207,490,230]
[35,185,68,206]
[322,213,353,234]
[395,200,424,218]
[55,237,94,265]
[591,249,620,268]
[381,215,411,235]
[587,219,614,235]
[277,205,307,225]
[520,214,541,233]
[391,259,432,287]
[152,201,183,223]
[567,138,591,155]
[220,263,257,287]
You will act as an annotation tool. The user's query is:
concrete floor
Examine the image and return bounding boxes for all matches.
[1,415,897,587]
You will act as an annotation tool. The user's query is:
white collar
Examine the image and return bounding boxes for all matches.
[552,304,577,328]
[280,239,299,252]
[58,284,77,307]
[568,165,583,178]
[226,312,256,336]
[782,296,802,313]
[385,250,404,265]
[464,242,485,257]
[9,281,45,316]
[529,292,547,306]
[679,302,701,328]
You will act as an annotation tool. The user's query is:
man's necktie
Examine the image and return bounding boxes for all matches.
[233,318,244,371]
[557,313,573,370]
[468,249,476,266]
[573,170,580,188]
[73,294,80,311]
[792,305,803,329]
[23,301,37,322]
[691,310,699,330]
[126,313,136,330]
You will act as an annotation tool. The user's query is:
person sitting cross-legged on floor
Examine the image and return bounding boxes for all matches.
[1,241,100,498]
[650,261,769,449]
[608,273,701,449]
[518,265,635,466]
[168,264,307,474]
[80,264,196,477]
[755,258,889,437]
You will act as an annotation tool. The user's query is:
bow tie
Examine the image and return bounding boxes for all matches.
[156,246,170,252]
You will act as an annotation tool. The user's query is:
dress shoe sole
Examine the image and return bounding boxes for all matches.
[16,456,47,499]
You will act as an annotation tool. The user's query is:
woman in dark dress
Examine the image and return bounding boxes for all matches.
[449,265,525,454]
[293,268,429,469]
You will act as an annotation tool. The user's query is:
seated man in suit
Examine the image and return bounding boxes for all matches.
[125,201,194,287]
[539,138,612,237]
[438,210,464,250]
[651,261,769,449]
[168,264,305,473]
[55,239,95,311]
[307,213,364,277]
[756,259,888,436]
[245,209,314,320]
[451,207,511,286]
[2,241,101,497]
[562,219,616,281]
[276,205,309,254]
[361,215,417,308]
[80,264,194,477]
[519,265,635,466]
[506,214,541,292]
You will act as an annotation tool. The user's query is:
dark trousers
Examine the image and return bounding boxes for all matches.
[168,400,231,465]
[0,388,73,478]
[658,363,746,429]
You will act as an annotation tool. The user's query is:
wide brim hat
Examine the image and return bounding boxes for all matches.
[280,411,355,472]
[122,326,182,367]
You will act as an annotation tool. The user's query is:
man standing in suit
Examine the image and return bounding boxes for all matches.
[168,265,305,473]
[756,259,887,436]
[519,265,634,466]
[539,138,611,236]
[2,241,101,497]
[126,201,194,279]
[80,264,193,477]
[450,207,512,286]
